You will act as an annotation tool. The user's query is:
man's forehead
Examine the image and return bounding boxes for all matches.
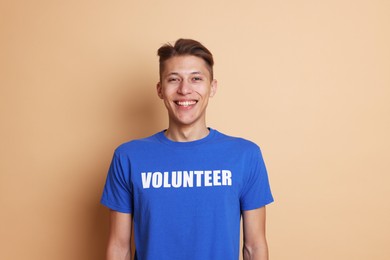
[162,56,210,76]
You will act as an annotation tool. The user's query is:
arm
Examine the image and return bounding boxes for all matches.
[106,210,132,260]
[242,206,269,260]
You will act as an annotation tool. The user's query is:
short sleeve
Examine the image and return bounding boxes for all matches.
[240,147,274,211]
[100,151,133,213]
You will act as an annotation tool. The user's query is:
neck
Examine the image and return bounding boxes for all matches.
[164,125,210,142]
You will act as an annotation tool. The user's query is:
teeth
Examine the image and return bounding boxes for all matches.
[177,101,196,106]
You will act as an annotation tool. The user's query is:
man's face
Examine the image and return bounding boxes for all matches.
[157,55,217,129]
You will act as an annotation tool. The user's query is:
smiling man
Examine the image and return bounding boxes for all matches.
[101,39,274,260]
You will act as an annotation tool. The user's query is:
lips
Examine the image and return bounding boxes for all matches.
[175,100,197,107]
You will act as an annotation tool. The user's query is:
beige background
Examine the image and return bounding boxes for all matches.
[1,0,389,259]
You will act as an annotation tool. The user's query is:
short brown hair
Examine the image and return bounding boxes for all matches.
[157,38,214,80]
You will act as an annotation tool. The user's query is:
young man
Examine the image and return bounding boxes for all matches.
[101,39,274,260]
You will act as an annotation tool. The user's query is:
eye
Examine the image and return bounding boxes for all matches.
[192,76,203,82]
[167,77,180,82]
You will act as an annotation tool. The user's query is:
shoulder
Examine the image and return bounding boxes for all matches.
[113,131,163,155]
[212,129,261,152]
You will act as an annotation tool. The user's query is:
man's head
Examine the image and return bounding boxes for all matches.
[156,39,217,132]
[157,39,214,81]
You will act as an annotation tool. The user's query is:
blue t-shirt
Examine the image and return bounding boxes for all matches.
[101,129,274,260]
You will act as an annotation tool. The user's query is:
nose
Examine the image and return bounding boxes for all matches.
[177,80,192,95]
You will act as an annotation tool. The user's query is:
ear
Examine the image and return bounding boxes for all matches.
[209,79,218,97]
[156,82,164,99]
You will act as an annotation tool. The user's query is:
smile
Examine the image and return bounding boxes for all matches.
[175,100,197,107]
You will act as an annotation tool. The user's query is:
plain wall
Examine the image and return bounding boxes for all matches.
[1,0,389,259]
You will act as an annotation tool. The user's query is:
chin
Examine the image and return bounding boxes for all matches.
[173,116,199,126]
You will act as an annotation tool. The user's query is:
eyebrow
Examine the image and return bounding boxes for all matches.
[190,71,202,75]
[166,71,203,76]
